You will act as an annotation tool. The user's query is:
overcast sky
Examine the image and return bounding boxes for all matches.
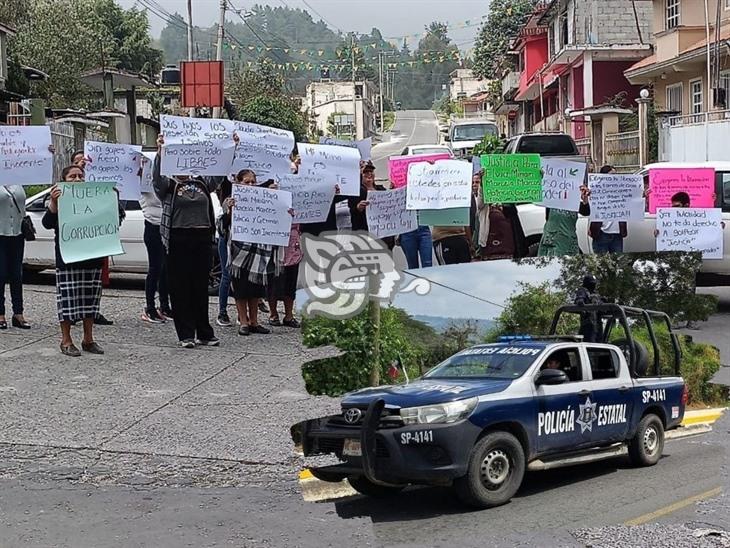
[118,0,489,51]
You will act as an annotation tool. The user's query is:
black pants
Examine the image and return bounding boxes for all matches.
[434,235,471,265]
[144,221,169,312]
[0,235,24,316]
[167,228,214,342]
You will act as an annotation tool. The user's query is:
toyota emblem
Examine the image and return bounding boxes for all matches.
[343,408,362,424]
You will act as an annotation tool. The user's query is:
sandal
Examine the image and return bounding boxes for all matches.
[81,341,105,355]
[282,318,301,328]
[268,317,282,326]
[60,343,81,357]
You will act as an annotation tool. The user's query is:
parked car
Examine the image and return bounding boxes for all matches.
[401,144,453,157]
[23,187,224,292]
[296,304,686,508]
[577,161,730,285]
[446,119,498,158]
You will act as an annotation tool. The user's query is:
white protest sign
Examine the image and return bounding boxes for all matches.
[232,121,295,181]
[139,152,156,193]
[366,187,418,238]
[656,207,724,259]
[298,143,361,196]
[160,115,235,177]
[405,160,471,210]
[231,184,292,246]
[588,173,645,222]
[84,141,142,200]
[0,126,53,185]
[539,158,586,212]
[318,136,372,160]
[276,173,337,224]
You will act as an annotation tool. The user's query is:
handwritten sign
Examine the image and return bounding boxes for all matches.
[84,141,142,200]
[0,126,53,185]
[589,174,645,222]
[276,173,336,224]
[139,152,156,193]
[298,143,361,196]
[159,115,235,177]
[418,208,470,226]
[481,154,542,203]
[318,136,372,160]
[232,121,294,181]
[649,168,715,213]
[57,181,124,264]
[388,153,452,189]
[539,158,586,212]
[231,184,292,246]
[366,187,418,238]
[656,207,723,259]
[405,160,471,210]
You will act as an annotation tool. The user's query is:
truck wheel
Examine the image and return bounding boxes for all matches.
[454,431,525,509]
[348,476,405,498]
[628,414,664,466]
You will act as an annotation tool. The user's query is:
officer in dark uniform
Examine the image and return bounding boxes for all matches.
[574,275,603,343]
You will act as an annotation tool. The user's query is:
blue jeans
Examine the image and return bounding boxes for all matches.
[218,236,232,314]
[143,222,169,312]
[399,226,433,269]
[592,231,624,254]
[0,235,24,316]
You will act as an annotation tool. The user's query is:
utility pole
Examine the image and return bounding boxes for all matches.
[378,51,384,132]
[368,300,381,387]
[187,0,195,117]
[351,34,358,140]
[213,0,226,118]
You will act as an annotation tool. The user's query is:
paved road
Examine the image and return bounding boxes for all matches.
[372,110,440,176]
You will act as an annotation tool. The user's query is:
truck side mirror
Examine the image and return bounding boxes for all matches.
[535,369,568,386]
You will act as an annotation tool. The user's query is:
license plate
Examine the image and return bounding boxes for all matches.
[343,438,362,457]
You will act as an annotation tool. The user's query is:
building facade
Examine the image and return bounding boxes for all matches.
[449,69,490,101]
[305,80,378,140]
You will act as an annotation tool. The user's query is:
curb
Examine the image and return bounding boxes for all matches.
[681,408,725,426]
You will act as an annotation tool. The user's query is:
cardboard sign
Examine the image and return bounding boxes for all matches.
[230,184,292,246]
[57,181,124,264]
[481,154,542,204]
[366,187,418,238]
[298,143,361,196]
[232,121,295,181]
[388,153,452,188]
[0,126,53,185]
[418,208,470,226]
[539,158,586,212]
[84,141,142,200]
[588,173,645,222]
[649,168,715,213]
[656,207,723,259]
[139,152,156,193]
[276,173,337,225]
[159,115,236,176]
[318,136,373,160]
[405,160,472,210]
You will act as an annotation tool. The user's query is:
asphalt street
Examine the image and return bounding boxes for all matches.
[680,287,730,385]
[371,110,441,177]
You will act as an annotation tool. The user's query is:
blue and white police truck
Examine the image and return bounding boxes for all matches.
[298,305,688,508]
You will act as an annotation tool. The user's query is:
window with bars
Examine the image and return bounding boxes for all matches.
[666,0,680,30]
[666,83,683,114]
[690,80,703,115]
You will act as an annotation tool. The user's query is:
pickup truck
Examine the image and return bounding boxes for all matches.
[445,119,499,159]
[503,132,589,164]
[296,304,687,508]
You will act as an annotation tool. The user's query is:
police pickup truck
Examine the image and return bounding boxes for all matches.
[297,305,687,508]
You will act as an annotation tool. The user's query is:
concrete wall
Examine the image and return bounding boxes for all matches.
[653,69,707,114]
[0,32,7,89]
[593,61,643,105]
[572,0,652,45]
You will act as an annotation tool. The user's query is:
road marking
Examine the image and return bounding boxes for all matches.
[624,487,723,526]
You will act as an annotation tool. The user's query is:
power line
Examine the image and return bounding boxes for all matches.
[299,0,343,33]
[401,271,506,310]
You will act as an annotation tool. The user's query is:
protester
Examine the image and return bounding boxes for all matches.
[71,149,115,326]
[215,178,234,327]
[589,165,627,254]
[398,226,433,269]
[432,225,472,265]
[140,181,172,323]
[0,184,31,330]
[221,169,276,336]
[267,222,302,328]
[43,165,118,356]
[153,134,219,349]
[470,170,480,256]
[349,161,395,249]
[538,185,591,257]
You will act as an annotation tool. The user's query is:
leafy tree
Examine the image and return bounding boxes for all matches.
[473,0,539,79]
[0,0,29,26]
[337,35,376,81]
[472,134,504,156]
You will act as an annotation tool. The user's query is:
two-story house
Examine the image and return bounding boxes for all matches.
[625,0,730,161]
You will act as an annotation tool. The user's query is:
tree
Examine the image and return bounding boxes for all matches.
[473,0,538,79]
[337,35,376,81]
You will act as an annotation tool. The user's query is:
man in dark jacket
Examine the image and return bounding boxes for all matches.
[574,274,604,343]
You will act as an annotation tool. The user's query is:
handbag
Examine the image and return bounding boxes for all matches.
[5,187,36,241]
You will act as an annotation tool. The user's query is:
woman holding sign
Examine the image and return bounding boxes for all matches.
[537,186,591,257]
[0,184,31,330]
[42,165,115,357]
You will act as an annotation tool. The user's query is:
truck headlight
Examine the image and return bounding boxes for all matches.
[400,397,478,425]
